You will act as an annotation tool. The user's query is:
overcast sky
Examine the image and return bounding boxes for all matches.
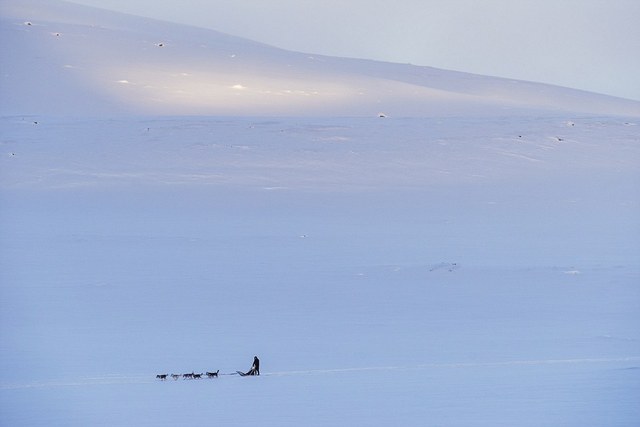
[69,0,640,101]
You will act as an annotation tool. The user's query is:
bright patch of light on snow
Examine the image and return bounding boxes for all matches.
[100,66,369,115]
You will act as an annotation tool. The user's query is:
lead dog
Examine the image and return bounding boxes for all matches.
[156,374,168,380]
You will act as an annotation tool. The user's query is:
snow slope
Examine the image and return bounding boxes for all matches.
[1,1,639,427]
[2,0,640,117]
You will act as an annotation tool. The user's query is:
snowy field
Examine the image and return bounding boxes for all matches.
[1,1,640,426]
[1,115,639,426]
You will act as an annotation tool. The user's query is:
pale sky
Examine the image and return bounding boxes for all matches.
[69,0,640,101]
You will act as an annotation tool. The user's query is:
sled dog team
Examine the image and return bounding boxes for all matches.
[156,356,260,380]
[156,371,218,380]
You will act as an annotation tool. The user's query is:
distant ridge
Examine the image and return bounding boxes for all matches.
[2,0,639,117]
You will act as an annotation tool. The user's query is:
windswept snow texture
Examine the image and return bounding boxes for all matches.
[1,1,640,427]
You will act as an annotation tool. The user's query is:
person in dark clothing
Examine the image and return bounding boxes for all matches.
[246,356,260,376]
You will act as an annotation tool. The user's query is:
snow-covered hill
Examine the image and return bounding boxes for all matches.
[2,0,640,117]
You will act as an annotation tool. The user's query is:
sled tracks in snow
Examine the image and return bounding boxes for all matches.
[265,356,640,377]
